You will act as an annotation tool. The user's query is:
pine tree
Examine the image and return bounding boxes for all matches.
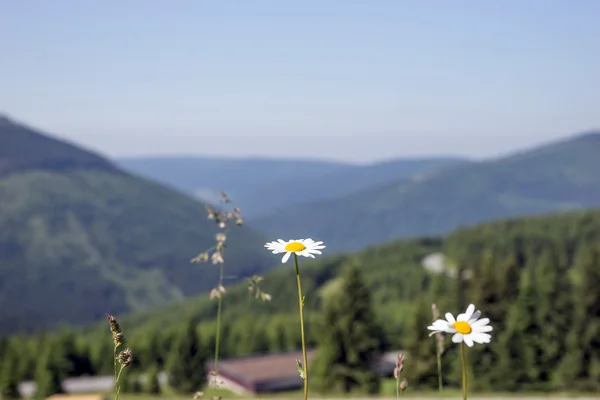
[166,318,207,394]
[0,347,21,400]
[120,372,143,394]
[35,347,65,399]
[556,245,600,391]
[270,320,289,352]
[139,333,164,370]
[533,246,572,386]
[312,260,383,394]
[144,366,161,394]
[403,297,443,389]
[492,263,541,391]
[462,252,521,390]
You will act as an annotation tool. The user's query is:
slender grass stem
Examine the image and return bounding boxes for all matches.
[212,262,225,383]
[210,226,229,386]
[113,345,119,400]
[395,377,400,399]
[294,254,309,400]
[436,346,443,391]
[460,342,467,400]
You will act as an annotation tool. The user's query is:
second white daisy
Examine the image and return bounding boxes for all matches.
[264,238,326,263]
[427,303,493,347]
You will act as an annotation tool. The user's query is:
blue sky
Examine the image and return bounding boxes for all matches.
[1,0,599,163]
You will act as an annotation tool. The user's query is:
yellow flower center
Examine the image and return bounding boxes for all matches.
[285,242,306,252]
[453,321,472,334]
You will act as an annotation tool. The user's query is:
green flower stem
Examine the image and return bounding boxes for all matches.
[460,342,467,400]
[294,254,309,400]
[395,377,400,399]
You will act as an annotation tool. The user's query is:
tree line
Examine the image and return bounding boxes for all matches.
[2,210,600,396]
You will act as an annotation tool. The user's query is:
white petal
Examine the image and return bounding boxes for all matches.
[471,318,491,328]
[428,322,446,332]
[468,310,482,323]
[430,319,450,328]
[445,313,456,323]
[474,325,493,333]
[463,335,474,347]
[447,326,457,333]
[281,252,292,263]
[470,332,492,344]
[452,333,463,343]
[271,249,286,254]
[461,304,475,321]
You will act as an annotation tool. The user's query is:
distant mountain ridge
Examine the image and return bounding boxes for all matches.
[0,115,119,176]
[118,155,470,217]
[250,130,600,252]
[0,115,274,334]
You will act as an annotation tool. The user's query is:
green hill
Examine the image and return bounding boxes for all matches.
[117,155,468,217]
[251,131,600,252]
[0,115,274,334]
[89,207,600,388]
[0,115,119,176]
[6,207,600,392]
[126,206,600,335]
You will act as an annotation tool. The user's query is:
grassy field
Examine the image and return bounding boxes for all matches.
[117,395,600,400]
[112,379,600,400]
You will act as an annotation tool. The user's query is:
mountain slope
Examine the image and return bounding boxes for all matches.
[117,156,353,206]
[0,116,273,334]
[0,115,119,176]
[251,131,600,252]
[117,207,600,354]
[117,155,469,217]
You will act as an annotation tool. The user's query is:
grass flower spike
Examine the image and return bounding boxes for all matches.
[427,304,492,347]
[427,304,493,400]
[265,238,325,400]
[265,238,326,263]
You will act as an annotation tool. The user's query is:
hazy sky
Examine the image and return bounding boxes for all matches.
[1,1,599,163]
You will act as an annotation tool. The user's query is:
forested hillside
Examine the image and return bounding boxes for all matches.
[0,116,274,333]
[252,131,600,252]
[3,208,600,391]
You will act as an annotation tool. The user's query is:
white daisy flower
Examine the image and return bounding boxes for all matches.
[264,238,326,263]
[427,304,493,347]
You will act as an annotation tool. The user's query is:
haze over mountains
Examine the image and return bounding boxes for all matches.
[3,112,600,334]
[120,130,600,252]
[118,155,469,217]
[251,131,600,251]
[0,115,273,333]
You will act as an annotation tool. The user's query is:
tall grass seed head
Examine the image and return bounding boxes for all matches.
[211,251,224,264]
[191,252,210,263]
[399,379,408,392]
[118,348,133,367]
[393,352,404,379]
[106,314,124,347]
